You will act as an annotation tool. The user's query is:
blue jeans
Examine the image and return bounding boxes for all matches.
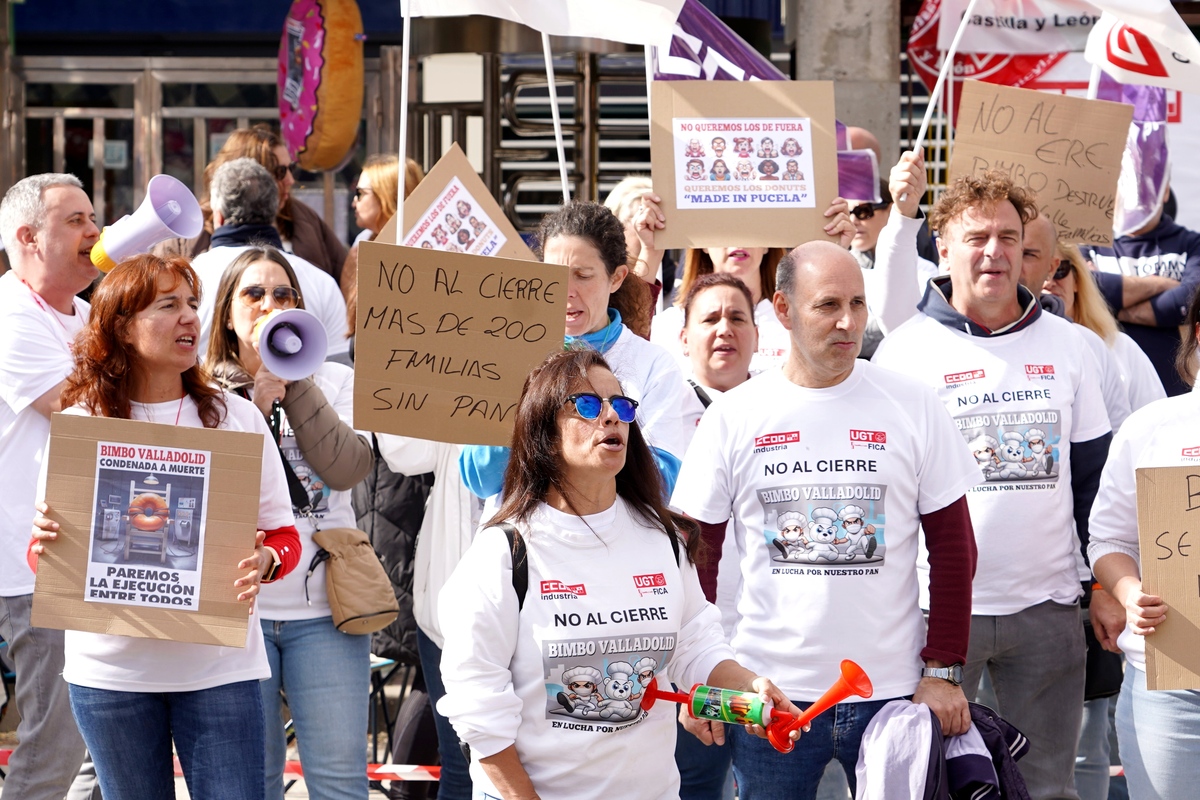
[260,616,370,800]
[675,715,733,800]
[69,679,265,800]
[1074,697,1111,800]
[416,627,472,800]
[1115,666,1200,800]
[729,697,890,800]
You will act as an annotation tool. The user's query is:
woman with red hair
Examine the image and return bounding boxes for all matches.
[30,254,300,800]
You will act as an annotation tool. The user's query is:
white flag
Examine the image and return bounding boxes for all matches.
[404,0,685,47]
[1084,2,1200,92]
[936,0,1101,55]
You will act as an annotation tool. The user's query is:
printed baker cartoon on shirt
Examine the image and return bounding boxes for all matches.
[280,419,331,513]
[672,117,815,210]
[954,410,1062,485]
[757,482,887,568]
[542,632,675,731]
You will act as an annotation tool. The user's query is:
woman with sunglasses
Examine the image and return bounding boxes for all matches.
[849,178,939,359]
[459,201,689,500]
[206,245,376,800]
[158,124,348,282]
[30,254,300,799]
[643,200,853,374]
[1044,243,1165,414]
[438,347,801,800]
[340,154,424,302]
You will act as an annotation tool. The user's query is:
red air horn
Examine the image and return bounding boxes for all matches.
[639,660,873,754]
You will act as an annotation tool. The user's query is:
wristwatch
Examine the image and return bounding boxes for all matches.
[261,546,282,583]
[921,664,964,686]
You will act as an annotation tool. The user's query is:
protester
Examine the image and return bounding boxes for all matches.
[673,241,980,799]
[340,155,424,302]
[30,254,300,799]
[1086,289,1200,799]
[0,173,95,800]
[1048,242,1165,414]
[1086,198,1200,396]
[874,172,1112,800]
[438,347,801,799]
[644,201,855,373]
[162,124,348,281]
[205,245,374,800]
[191,158,347,357]
[458,201,689,499]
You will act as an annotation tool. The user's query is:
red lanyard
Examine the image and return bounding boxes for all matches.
[17,276,75,343]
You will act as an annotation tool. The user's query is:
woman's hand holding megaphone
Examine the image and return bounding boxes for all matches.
[251,363,288,421]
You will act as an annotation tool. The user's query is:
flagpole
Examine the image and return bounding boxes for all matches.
[396,3,412,244]
[644,45,654,120]
[541,32,571,205]
[1087,63,1102,100]
[901,0,980,202]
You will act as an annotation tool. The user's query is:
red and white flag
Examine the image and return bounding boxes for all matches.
[1084,1,1200,91]
[404,0,685,47]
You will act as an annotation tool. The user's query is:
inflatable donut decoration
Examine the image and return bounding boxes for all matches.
[128,493,169,532]
[278,0,365,171]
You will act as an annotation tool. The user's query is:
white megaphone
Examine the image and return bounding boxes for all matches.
[253,308,328,381]
[90,175,204,272]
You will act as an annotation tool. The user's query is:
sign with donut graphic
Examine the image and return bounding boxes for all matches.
[33,415,264,647]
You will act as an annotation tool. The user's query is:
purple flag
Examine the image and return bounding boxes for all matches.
[649,0,876,200]
[1097,74,1170,238]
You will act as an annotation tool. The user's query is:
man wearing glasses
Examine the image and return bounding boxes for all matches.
[190,158,347,359]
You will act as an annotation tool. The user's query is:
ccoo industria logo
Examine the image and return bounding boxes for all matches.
[754,431,799,453]
[1181,446,1200,460]
[540,580,587,600]
[944,369,985,388]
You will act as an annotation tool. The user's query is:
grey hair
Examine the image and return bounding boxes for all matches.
[0,173,84,249]
[210,157,278,226]
[776,250,797,300]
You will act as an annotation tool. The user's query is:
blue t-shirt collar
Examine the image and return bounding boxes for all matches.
[565,308,623,354]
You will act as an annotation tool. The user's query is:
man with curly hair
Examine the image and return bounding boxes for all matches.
[874,171,1112,800]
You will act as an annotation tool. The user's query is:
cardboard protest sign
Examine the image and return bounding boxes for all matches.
[32,414,264,647]
[397,143,535,261]
[949,81,1133,247]
[354,241,564,446]
[1135,466,1200,690]
[650,80,838,249]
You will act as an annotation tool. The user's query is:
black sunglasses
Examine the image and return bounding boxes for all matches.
[353,187,372,200]
[272,163,300,181]
[238,285,300,308]
[850,202,891,221]
[1051,262,1073,281]
[565,393,639,423]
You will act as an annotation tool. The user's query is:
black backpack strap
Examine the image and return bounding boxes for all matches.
[669,529,681,565]
[496,522,528,611]
[687,379,714,409]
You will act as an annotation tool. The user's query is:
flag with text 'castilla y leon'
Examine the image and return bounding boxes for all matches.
[1084,1,1200,92]
[402,0,685,47]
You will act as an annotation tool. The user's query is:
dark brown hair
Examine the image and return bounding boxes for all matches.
[536,201,651,337]
[928,170,1039,239]
[62,254,225,427]
[1176,285,1200,386]
[205,246,305,374]
[676,248,784,307]
[682,272,756,326]
[490,348,700,563]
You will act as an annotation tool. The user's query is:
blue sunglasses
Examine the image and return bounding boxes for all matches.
[565,393,639,423]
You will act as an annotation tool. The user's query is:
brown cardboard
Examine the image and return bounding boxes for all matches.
[395,143,535,261]
[354,241,565,446]
[649,80,839,250]
[1135,466,1200,690]
[949,81,1133,247]
[32,414,264,647]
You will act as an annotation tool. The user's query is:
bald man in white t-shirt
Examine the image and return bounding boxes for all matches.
[0,173,98,800]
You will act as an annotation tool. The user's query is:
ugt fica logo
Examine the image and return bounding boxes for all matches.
[1025,365,1056,382]
[633,573,668,597]
[850,429,887,451]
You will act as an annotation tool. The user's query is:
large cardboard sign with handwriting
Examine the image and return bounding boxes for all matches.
[1135,466,1200,690]
[395,143,535,261]
[355,241,564,446]
[32,414,263,647]
[650,80,838,249]
[949,81,1133,247]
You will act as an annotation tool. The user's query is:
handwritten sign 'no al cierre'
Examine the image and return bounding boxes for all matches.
[354,242,565,446]
[1135,466,1200,690]
[949,81,1133,247]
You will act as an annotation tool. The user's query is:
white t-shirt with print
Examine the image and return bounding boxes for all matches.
[55,392,295,693]
[1111,331,1166,415]
[874,311,1111,615]
[437,498,732,800]
[671,363,980,702]
[258,361,359,621]
[0,271,88,596]
[650,299,790,375]
[1087,388,1199,672]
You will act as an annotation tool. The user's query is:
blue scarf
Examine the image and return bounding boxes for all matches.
[564,309,623,354]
